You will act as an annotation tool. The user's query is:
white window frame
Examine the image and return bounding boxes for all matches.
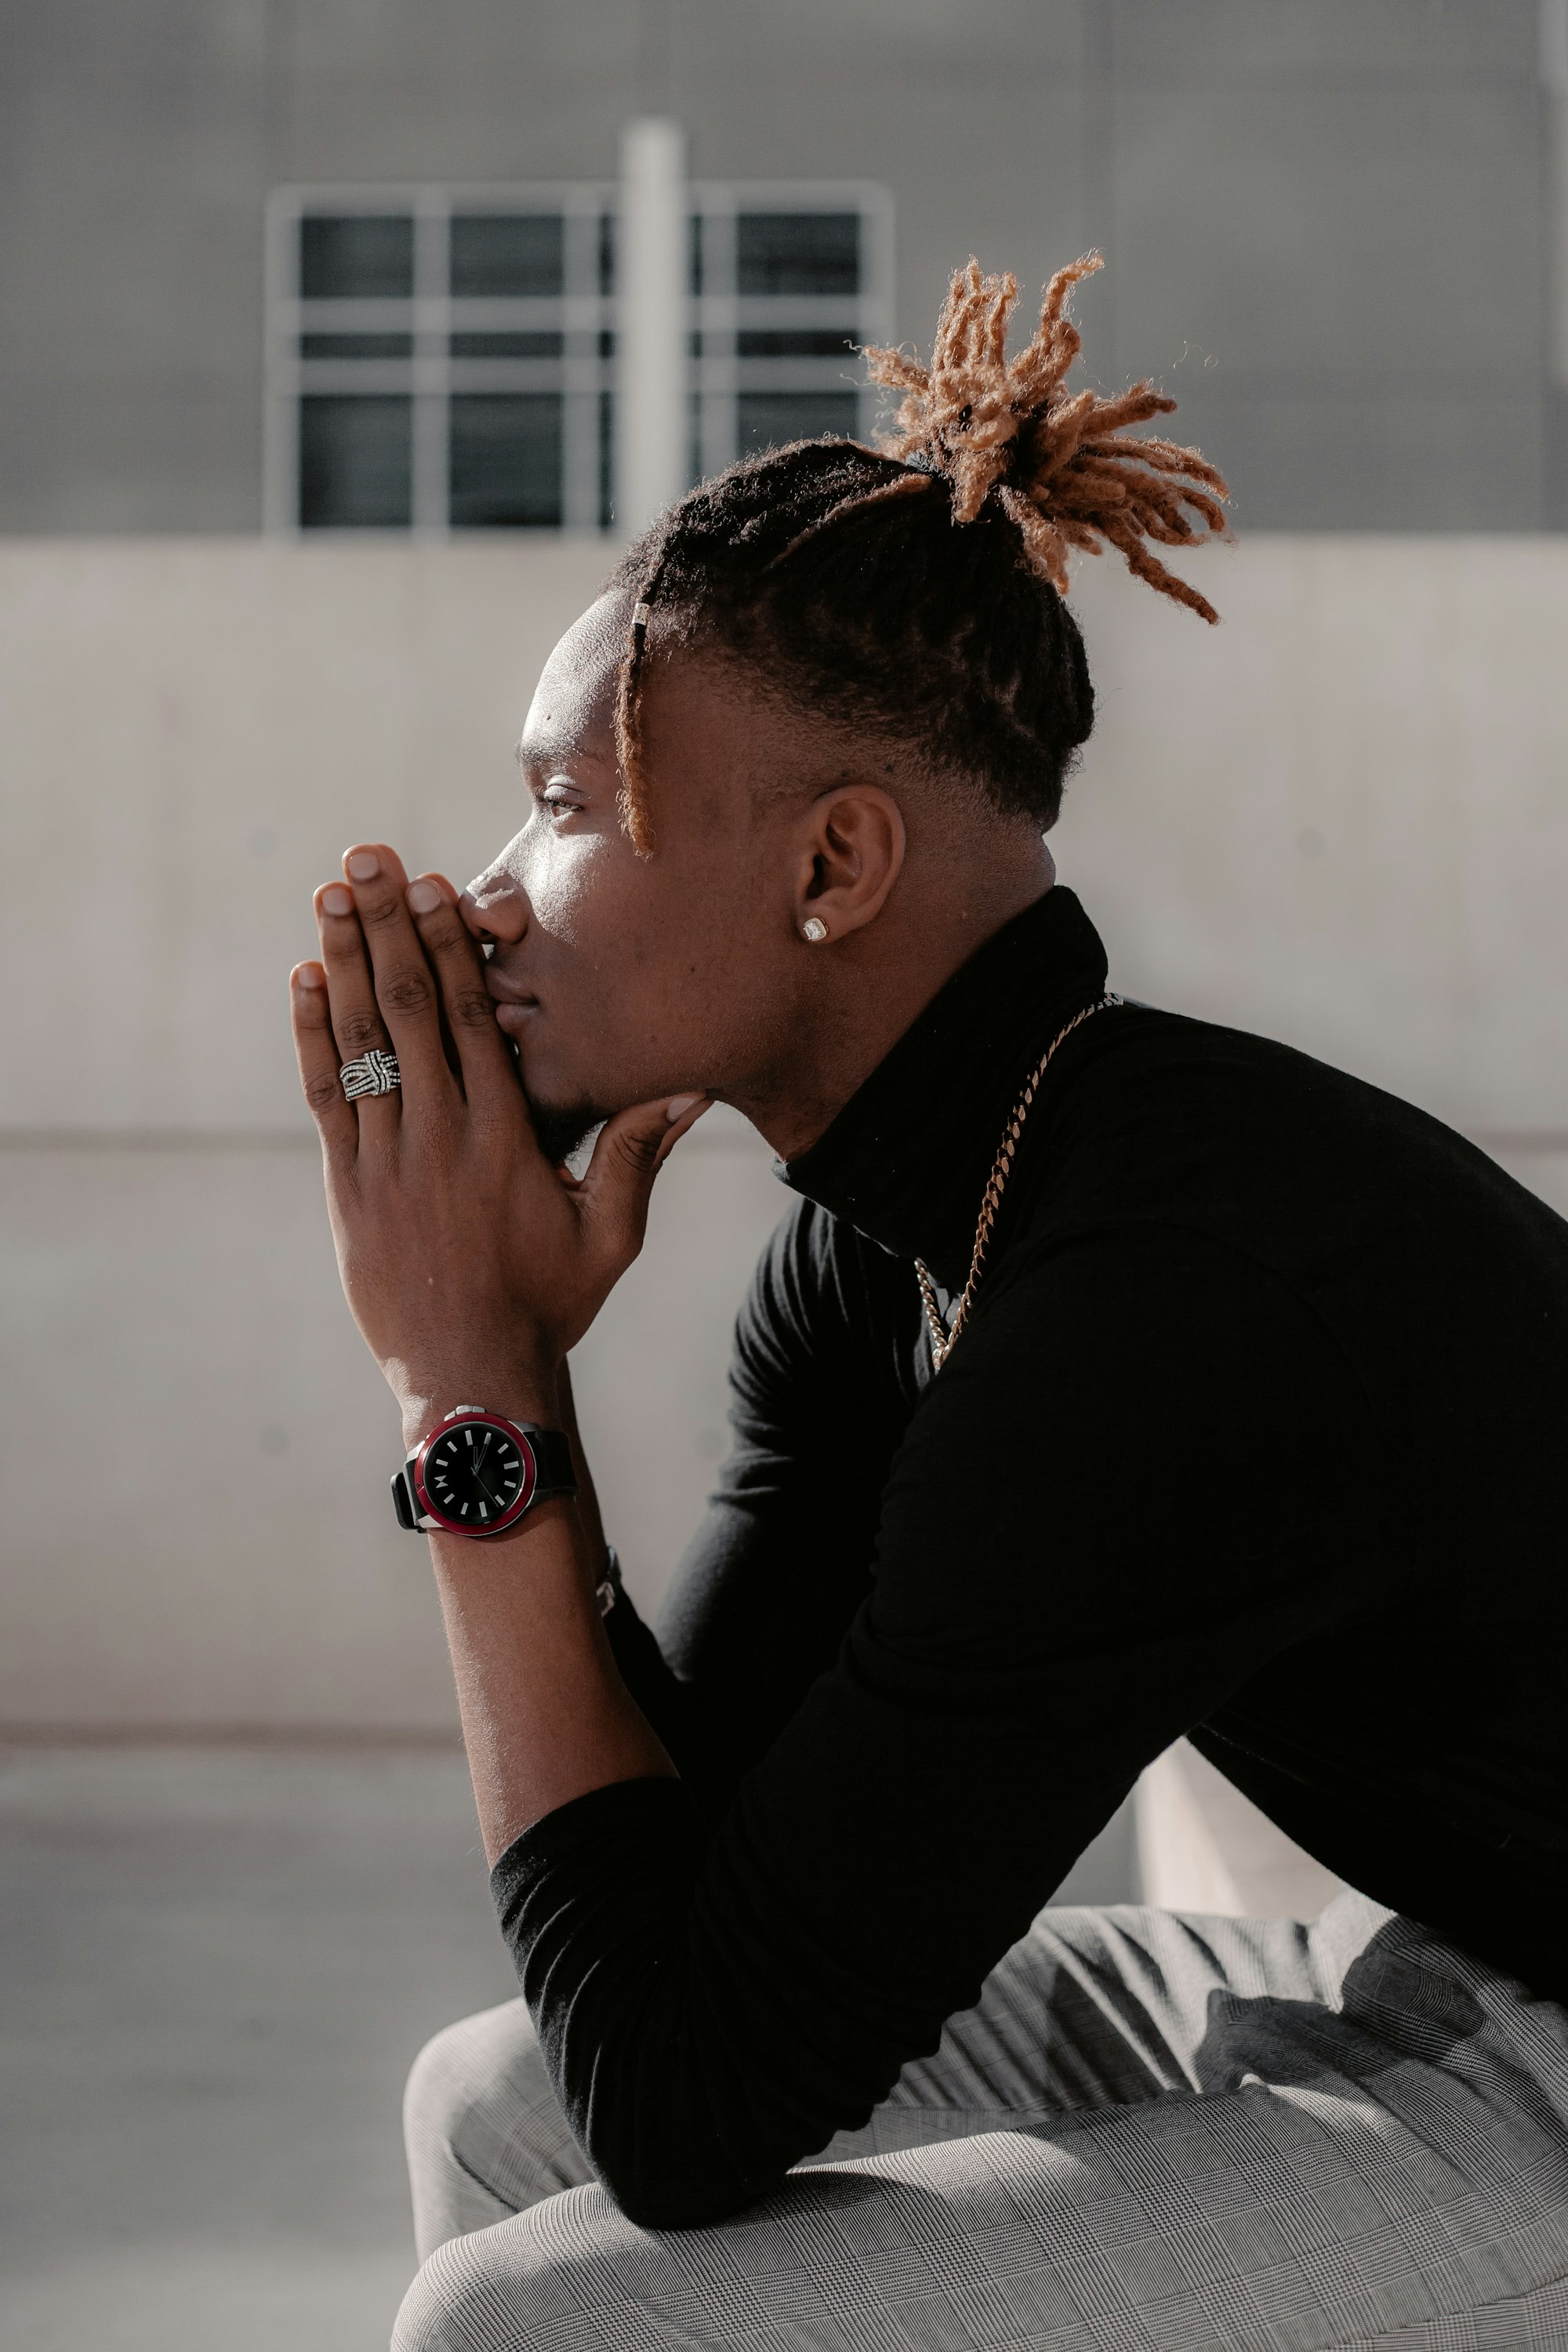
[688,181,894,485]
[263,179,893,535]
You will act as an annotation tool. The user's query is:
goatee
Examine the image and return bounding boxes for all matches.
[527,1095,606,1172]
[498,1033,604,1171]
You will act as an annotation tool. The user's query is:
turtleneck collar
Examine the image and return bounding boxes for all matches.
[779,885,1110,1287]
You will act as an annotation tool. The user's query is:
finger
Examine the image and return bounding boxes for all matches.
[338,844,456,1103]
[316,880,401,1138]
[405,873,517,1102]
[289,961,357,1160]
[578,1093,710,1262]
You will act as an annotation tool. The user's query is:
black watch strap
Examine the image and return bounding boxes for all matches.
[391,1465,421,1531]
[527,1426,577,1497]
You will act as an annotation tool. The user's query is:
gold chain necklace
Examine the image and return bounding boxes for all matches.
[916,993,1122,1370]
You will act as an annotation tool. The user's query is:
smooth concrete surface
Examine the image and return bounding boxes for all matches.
[0,1744,517,2352]
[2,533,1565,1733]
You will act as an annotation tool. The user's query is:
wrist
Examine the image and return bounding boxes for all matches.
[397,1363,563,1452]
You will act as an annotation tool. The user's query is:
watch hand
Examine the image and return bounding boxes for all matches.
[470,1459,507,1509]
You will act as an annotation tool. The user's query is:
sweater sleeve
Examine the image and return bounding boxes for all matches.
[494,1226,1378,2227]
[593,1198,923,1809]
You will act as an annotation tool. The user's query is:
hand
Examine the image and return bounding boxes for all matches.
[289,843,709,1443]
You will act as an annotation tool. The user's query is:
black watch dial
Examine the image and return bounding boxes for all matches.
[421,1421,532,1530]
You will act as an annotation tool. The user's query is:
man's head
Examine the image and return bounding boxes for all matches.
[462,578,1058,1163]
[461,257,1228,1160]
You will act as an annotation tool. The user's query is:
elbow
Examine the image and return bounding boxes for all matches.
[591,2141,779,2234]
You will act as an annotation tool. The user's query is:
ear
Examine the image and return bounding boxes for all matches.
[789,785,906,947]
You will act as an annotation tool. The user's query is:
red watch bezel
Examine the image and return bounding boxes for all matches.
[412,1410,539,1537]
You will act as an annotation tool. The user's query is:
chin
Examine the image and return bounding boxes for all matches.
[515,1039,698,1166]
[503,1029,605,1164]
[526,1092,611,1167]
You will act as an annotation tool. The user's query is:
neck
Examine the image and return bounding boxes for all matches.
[778,882,1112,1288]
[732,840,1057,1161]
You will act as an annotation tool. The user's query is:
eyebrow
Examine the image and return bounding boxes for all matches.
[514,731,573,772]
[517,726,615,780]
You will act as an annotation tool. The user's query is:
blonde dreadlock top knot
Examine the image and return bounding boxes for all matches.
[611,251,1233,855]
[862,253,1231,623]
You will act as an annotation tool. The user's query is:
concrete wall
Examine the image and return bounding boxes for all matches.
[2,532,1564,1732]
[0,0,1555,532]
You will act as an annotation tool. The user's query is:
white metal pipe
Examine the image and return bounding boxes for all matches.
[616,117,688,534]
[1544,1,1568,384]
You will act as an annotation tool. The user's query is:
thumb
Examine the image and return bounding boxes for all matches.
[576,1092,710,1257]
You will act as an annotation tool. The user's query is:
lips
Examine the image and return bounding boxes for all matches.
[485,964,538,1008]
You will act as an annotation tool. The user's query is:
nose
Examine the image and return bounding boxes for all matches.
[459,858,529,945]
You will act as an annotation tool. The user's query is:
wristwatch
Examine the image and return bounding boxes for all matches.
[391,1406,578,1539]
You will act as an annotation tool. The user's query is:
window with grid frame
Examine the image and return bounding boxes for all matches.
[264,182,892,534]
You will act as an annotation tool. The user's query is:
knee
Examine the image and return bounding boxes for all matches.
[392,2229,495,2352]
[405,2011,488,2161]
[392,2192,626,2352]
[404,1998,586,2252]
[403,2000,535,2167]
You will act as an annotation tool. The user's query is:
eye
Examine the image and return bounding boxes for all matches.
[538,773,586,817]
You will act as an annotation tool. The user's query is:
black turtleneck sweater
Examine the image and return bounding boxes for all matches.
[492,887,1568,2230]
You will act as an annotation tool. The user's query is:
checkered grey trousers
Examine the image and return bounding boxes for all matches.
[394,1893,1568,2350]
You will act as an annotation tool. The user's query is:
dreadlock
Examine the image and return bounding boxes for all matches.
[611,252,1229,855]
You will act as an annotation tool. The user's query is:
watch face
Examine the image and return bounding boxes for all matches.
[417,1419,535,1533]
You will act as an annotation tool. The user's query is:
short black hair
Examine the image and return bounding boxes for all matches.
[610,439,1095,836]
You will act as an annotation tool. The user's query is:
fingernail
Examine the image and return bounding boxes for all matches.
[321,884,354,916]
[346,850,380,881]
[666,1093,707,1123]
[292,963,325,989]
[406,878,441,914]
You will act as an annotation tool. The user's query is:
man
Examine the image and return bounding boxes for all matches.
[291,263,1568,2349]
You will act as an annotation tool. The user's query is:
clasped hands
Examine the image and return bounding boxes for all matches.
[289,842,708,1447]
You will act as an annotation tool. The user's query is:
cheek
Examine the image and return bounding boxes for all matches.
[514,832,617,950]
[519,833,678,1016]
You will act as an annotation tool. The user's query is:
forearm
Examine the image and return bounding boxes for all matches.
[554,1358,609,1571]
[289,844,709,1871]
[416,1370,675,1867]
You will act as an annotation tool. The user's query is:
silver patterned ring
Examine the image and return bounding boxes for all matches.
[339,1047,401,1102]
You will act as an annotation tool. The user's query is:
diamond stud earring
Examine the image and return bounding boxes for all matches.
[801,916,829,942]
